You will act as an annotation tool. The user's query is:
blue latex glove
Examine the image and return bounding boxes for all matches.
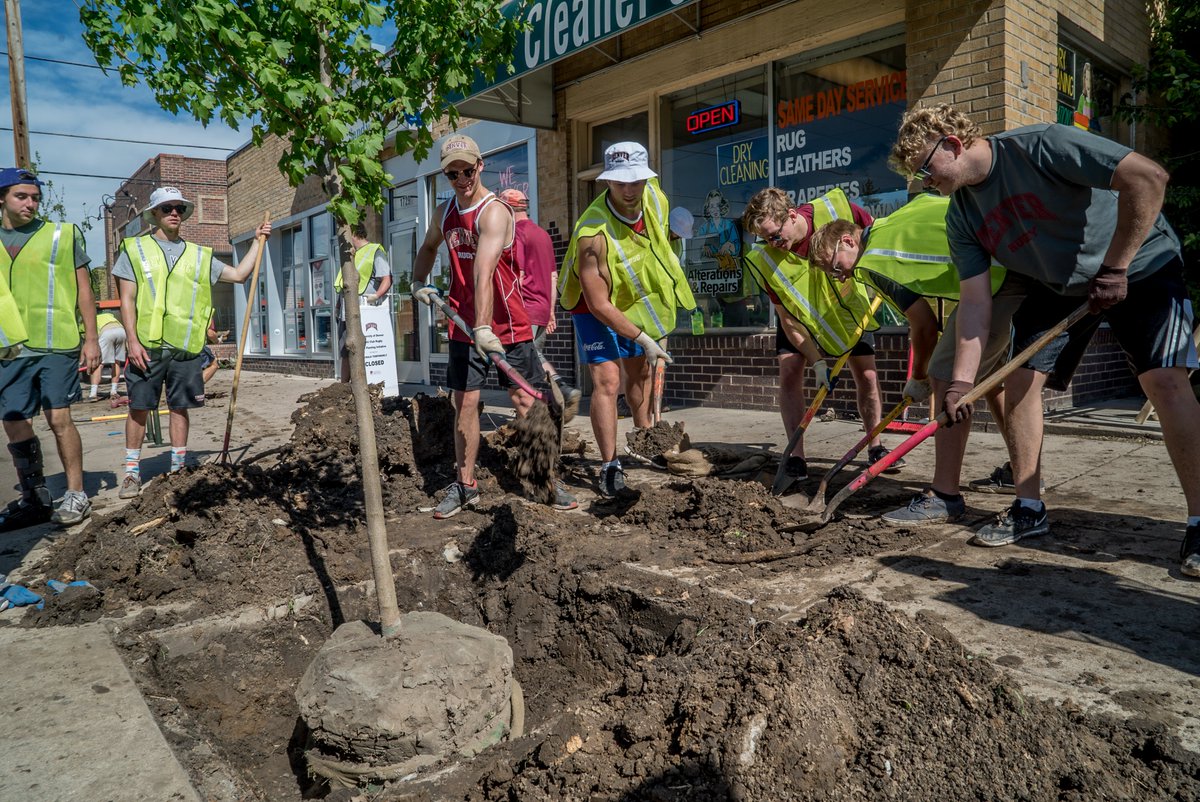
[0,583,45,611]
[47,579,96,594]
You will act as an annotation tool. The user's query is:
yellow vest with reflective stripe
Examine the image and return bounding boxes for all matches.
[743,189,876,356]
[0,268,28,350]
[335,242,384,295]
[1,222,80,351]
[122,236,214,355]
[856,194,1006,300]
[560,180,696,339]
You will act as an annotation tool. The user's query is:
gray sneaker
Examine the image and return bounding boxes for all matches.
[970,501,1050,547]
[598,464,626,498]
[881,490,965,526]
[51,490,91,526]
[551,480,578,511]
[118,473,142,499]
[1181,525,1200,578]
[433,482,480,519]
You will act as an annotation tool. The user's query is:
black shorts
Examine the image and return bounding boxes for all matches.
[776,325,875,358]
[126,349,206,411]
[0,352,81,420]
[1014,256,1196,390]
[447,340,537,392]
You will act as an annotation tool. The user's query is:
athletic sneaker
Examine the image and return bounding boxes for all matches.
[433,482,480,519]
[969,501,1050,547]
[0,497,53,532]
[784,456,808,481]
[598,464,626,498]
[553,377,582,409]
[867,445,906,473]
[1181,525,1200,578]
[551,481,579,511]
[881,490,965,526]
[51,490,91,526]
[967,462,1045,494]
[118,473,142,499]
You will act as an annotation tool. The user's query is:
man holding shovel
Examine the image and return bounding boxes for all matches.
[113,187,271,498]
[411,134,577,518]
[893,103,1200,577]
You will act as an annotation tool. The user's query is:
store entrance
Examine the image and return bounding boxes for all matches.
[388,222,425,383]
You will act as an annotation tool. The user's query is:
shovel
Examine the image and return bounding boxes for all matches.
[532,340,581,422]
[651,359,666,424]
[770,295,883,495]
[791,302,1092,532]
[430,294,574,423]
[805,395,913,511]
[219,211,270,465]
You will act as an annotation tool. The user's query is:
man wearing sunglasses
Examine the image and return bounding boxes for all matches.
[112,187,271,499]
[411,134,577,518]
[0,167,100,531]
[891,103,1200,578]
[741,186,900,489]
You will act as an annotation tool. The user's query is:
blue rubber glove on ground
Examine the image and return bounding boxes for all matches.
[0,583,45,611]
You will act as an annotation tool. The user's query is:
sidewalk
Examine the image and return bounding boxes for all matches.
[0,374,1195,799]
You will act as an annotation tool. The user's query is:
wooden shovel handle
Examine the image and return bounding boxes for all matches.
[220,211,270,465]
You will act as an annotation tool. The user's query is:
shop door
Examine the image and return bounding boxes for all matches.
[388,223,424,383]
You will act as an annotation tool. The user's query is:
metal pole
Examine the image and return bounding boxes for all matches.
[4,0,31,168]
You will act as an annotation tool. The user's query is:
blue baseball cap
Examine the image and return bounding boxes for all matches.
[0,167,44,191]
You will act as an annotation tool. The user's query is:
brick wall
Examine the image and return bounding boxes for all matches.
[236,357,335,379]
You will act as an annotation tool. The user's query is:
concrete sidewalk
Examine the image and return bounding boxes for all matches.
[0,373,1195,799]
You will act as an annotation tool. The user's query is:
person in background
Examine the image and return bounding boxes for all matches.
[86,308,126,404]
[336,223,393,382]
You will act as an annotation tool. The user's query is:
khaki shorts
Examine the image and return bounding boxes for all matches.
[927,274,1025,383]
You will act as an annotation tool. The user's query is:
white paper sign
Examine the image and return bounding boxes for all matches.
[359,302,399,397]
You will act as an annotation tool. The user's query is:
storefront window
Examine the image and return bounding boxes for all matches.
[590,112,649,166]
[661,66,770,330]
[308,212,333,353]
[281,226,308,354]
[1056,41,1119,141]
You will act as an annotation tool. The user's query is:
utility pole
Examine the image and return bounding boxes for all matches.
[4,0,31,168]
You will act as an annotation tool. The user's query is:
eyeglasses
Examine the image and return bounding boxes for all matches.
[157,204,188,215]
[443,166,478,181]
[913,135,948,181]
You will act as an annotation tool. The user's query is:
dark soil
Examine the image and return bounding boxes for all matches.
[626,421,687,458]
[20,383,1200,799]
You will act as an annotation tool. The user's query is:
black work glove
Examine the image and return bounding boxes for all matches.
[1087,263,1127,313]
[942,380,974,427]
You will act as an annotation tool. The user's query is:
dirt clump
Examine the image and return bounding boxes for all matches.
[626,421,687,458]
[506,401,560,504]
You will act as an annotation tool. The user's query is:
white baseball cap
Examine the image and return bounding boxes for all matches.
[142,187,195,224]
[669,207,694,239]
[597,142,657,183]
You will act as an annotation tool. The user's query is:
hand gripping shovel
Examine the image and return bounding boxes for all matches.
[805,395,913,511]
[794,302,1092,532]
[531,340,581,422]
[770,295,884,496]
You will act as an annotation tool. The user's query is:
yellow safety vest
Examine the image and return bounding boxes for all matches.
[0,268,28,351]
[335,242,384,295]
[1,222,80,351]
[96,312,121,332]
[855,194,1006,300]
[560,179,696,339]
[743,189,876,356]
[122,236,214,356]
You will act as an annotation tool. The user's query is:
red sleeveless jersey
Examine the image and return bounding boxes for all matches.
[442,193,532,344]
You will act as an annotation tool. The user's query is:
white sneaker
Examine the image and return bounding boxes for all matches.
[52,490,91,525]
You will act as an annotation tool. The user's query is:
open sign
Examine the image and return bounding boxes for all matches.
[686,100,741,135]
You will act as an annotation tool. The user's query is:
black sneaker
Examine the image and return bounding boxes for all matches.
[868,445,905,473]
[598,464,626,498]
[1181,525,1200,578]
[433,482,480,519]
[0,497,53,533]
[969,501,1050,547]
[967,462,1045,494]
[784,456,808,481]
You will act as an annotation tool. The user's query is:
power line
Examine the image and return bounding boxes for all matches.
[1,126,236,152]
[36,170,227,187]
[0,50,107,71]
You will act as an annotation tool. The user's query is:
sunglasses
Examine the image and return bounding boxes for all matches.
[158,204,188,215]
[913,135,948,181]
[443,166,478,181]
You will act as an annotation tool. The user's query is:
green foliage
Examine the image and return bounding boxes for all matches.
[78,0,528,226]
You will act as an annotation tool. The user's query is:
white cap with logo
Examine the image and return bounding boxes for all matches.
[597,141,657,183]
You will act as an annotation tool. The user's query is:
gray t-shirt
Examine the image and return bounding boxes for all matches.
[947,124,1181,295]
[112,236,229,286]
[1,219,91,357]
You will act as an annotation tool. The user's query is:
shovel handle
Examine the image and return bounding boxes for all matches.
[818,302,1092,523]
[809,395,913,506]
[220,211,270,465]
[651,360,665,424]
[430,294,547,403]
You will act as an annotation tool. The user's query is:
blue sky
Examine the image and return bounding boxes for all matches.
[1,1,247,264]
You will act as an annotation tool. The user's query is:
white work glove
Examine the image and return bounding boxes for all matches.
[473,325,504,360]
[0,343,22,361]
[412,283,440,306]
[367,294,386,307]
[634,331,672,366]
[903,377,932,403]
[811,359,835,392]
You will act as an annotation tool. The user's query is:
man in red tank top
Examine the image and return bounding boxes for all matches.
[412,134,577,518]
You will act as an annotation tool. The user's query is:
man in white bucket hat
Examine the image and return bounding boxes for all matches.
[111,187,271,497]
[559,142,696,498]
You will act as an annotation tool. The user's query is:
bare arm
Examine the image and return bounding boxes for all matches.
[950,272,994,384]
[373,273,393,301]
[473,201,512,327]
[577,233,641,339]
[75,267,100,371]
[902,298,939,380]
[118,277,150,371]
[775,304,822,365]
[1104,151,1170,270]
[219,221,273,283]
[413,205,446,285]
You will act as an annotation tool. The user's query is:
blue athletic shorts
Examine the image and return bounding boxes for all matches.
[0,352,82,420]
[573,312,644,364]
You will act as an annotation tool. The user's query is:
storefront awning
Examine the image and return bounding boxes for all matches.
[458,0,698,128]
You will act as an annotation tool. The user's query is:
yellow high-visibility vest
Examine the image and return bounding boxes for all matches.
[122,235,214,355]
[1,222,80,351]
[335,242,385,295]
